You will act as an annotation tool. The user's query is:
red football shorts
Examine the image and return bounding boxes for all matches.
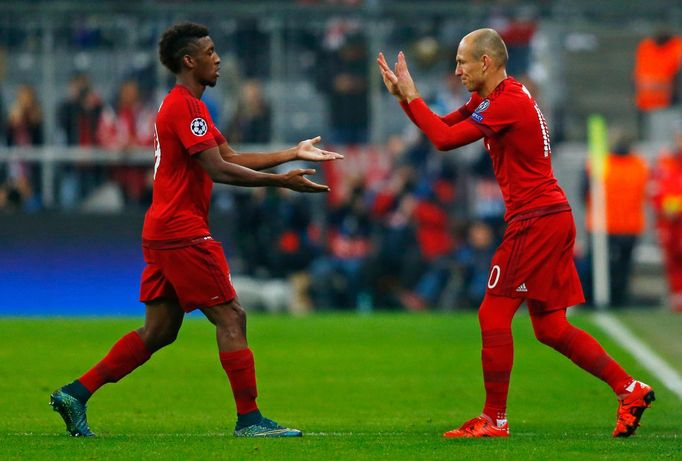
[139,238,237,312]
[486,210,585,311]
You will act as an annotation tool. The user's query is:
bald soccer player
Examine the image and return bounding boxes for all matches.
[378,28,655,438]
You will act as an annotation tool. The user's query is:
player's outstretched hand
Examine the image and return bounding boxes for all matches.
[296,136,343,162]
[377,52,403,100]
[282,168,330,193]
[394,51,420,103]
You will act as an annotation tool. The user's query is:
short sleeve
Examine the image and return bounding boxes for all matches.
[211,124,226,145]
[170,97,220,156]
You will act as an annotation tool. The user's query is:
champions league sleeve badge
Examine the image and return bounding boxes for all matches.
[471,99,490,123]
[475,99,490,113]
[190,118,208,136]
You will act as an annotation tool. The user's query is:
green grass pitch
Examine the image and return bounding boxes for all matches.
[1,312,680,460]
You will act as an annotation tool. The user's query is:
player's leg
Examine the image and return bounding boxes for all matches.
[529,306,655,437]
[50,299,183,436]
[63,299,182,398]
[137,298,185,352]
[200,299,302,437]
[444,294,522,438]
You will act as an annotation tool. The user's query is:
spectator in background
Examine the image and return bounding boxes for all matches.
[56,73,105,208]
[0,84,6,146]
[317,23,368,144]
[0,44,7,144]
[58,73,103,146]
[651,123,682,312]
[491,6,537,78]
[226,79,271,144]
[7,83,43,146]
[470,147,506,240]
[231,188,277,277]
[270,190,320,314]
[5,83,44,211]
[309,182,373,310]
[98,79,155,206]
[399,177,457,311]
[0,47,7,209]
[430,71,470,117]
[233,18,270,79]
[369,163,419,309]
[633,28,682,141]
[582,131,648,307]
[451,220,498,309]
[98,79,154,149]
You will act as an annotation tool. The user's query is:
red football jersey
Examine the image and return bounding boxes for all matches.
[460,77,568,221]
[142,85,226,241]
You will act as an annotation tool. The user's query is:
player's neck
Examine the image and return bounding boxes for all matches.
[479,71,508,98]
[176,76,205,99]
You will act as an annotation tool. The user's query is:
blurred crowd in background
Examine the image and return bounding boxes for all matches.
[1,0,681,312]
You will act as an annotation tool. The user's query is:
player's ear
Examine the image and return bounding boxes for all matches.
[182,54,195,70]
[481,54,492,72]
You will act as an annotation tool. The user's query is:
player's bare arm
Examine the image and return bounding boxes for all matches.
[217,136,343,171]
[197,146,330,192]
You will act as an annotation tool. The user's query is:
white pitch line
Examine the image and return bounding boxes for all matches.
[592,312,682,400]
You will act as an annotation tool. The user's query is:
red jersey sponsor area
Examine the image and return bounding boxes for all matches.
[142,85,226,244]
[462,77,568,222]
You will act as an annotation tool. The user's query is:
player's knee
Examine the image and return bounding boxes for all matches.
[229,299,247,323]
[139,324,179,351]
[477,305,495,330]
[211,301,245,337]
[159,327,180,346]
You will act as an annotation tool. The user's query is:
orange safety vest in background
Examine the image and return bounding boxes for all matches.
[634,36,682,111]
[586,154,649,234]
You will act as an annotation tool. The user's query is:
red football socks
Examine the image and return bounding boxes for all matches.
[530,309,632,394]
[220,348,259,415]
[481,328,514,422]
[478,295,524,422]
[79,331,152,394]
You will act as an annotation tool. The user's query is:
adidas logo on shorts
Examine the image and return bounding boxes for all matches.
[515,283,528,292]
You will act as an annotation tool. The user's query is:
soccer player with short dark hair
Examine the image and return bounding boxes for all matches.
[50,22,342,438]
[378,28,655,438]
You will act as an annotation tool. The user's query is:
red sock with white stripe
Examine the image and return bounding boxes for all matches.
[478,295,524,426]
[481,328,513,425]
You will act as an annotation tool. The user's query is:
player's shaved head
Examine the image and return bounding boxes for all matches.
[462,28,508,68]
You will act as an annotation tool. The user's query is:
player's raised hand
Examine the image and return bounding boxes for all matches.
[377,52,403,100]
[296,136,344,162]
[281,168,330,193]
[394,51,420,103]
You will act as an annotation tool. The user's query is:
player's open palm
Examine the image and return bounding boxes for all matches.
[296,136,343,162]
[377,52,402,98]
[282,168,330,193]
[395,51,420,102]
